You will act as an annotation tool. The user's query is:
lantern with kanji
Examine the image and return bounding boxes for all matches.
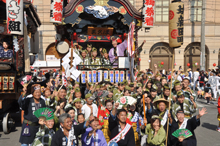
[50,0,64,23]
[187,63,190,67]
[213,63,216,67]
[169,1,184,48]
[142,0,155,27]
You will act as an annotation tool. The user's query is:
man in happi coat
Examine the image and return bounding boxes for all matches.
[108,103,135,146]
[51,113,91,146]
[169,108,207,146]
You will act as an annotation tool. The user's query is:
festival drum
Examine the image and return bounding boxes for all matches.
[56,39,70,54]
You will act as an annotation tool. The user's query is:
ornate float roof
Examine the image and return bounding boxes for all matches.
[63,0,142,26]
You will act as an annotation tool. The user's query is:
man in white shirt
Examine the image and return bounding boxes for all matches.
[81,93,98,120]
[208,72,217,101]
[193,68,200,91]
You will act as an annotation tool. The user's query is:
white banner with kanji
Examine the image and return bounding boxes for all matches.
[6,0,24,35]
[142,0,155,28]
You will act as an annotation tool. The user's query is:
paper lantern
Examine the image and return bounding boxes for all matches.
[169,2,184,48]
[174,63,177,66]
[187,63,190,67]
[142,0,155,28]
[139,58,141,61]
[149,60,151,63]
[50,0,64,23]
[213,63,216,67]
[54,69,57,72]
[161,62,164,65]
[195,62,198,66]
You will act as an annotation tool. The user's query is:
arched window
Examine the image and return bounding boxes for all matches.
[184,42,209,71]
[149,42,173,71]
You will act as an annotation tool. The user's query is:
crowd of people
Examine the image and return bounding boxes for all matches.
[18,62,220,146]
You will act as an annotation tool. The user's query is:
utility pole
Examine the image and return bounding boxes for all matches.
[200,0,206,71]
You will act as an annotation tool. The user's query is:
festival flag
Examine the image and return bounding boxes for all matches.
[127,21,135,57]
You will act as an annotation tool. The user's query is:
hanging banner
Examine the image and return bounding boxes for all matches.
[120,71,124,82]
[87,71,92,83]
[98,70,102,82]
[50,0,63,23]
[142,0,155,27]
[169,2,184,48]
[104,71,108,81]
[110,71,114,83]
[81,71,86,84]
[92,70,97,83]
[126,70,131,80]
[115,70,119,83]
[6,0,24,35]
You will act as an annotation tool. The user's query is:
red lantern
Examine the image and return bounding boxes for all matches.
[73,32,77,40]
[139,58,141,61]
[54,69,57,72]
[174,63,177,66]
[213,63,216,67]
[161,62,164,65]
[187,63,190,67]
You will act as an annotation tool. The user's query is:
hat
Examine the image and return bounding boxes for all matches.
[73,98,81,103]
[102,48,107,54]
[161,77,166,80]
[31,84,41,94]
[152,84,158,90]
[129,82,134,87]
[87,44,92,48]
[183,77,190,81]
[151,115,162,120]
[107,86,114,92]
[125,85,131,91]
[163,84,170,90]
[118,82,124,86]
[174,80,181,86]
[153,98,169,108]
[105,79,110,82]
[145,88,150,92]
[81,49,87,53]
[92,47,97,52]
[137,72,142,77]
[74,87,81,93]
[85,93,92,99]
[101,83,106,87]
[136,83,142,88]
[177,91,184,97]
[88,82,94,86]
[123,80,128,85]
[96,85,100,89]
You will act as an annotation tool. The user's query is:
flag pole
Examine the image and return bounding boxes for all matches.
[165,51,175,146]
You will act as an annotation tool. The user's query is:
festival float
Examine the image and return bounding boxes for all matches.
[47,0,153,85]
[0,0,41,133]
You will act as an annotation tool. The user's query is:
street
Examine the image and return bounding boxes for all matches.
[0,98,219,146]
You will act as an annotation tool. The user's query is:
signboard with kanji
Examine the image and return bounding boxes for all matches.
[142,0,155,28]
[87,27,113,36]
[6,0,23,35]
[169,2,184,48]
[50,0,63,24]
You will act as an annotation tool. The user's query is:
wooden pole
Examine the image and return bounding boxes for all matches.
[165,52,175,146]
[142,94,146,126]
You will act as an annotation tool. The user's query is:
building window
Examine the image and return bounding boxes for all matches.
[155,0,169,22]
[190,0,202,22]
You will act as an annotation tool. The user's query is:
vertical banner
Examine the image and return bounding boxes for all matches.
[87,71,92,83]
[6,0,24,35]
[92,70,96,83]
[81,71,86,84]
[98,70,102,82]
[169,2,184,48]
[126,70,131,80]
[50,0,63,23]
[142,0,155,27]
[62,72,67,86]
[120,71,124,82]
[115,70,119,83]
[110,70,114,84]
[104,71,108,81]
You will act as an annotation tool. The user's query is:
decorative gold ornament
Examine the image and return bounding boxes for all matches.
[94,0,109,6]
[119,6,127,15]
[76,5,84,13]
